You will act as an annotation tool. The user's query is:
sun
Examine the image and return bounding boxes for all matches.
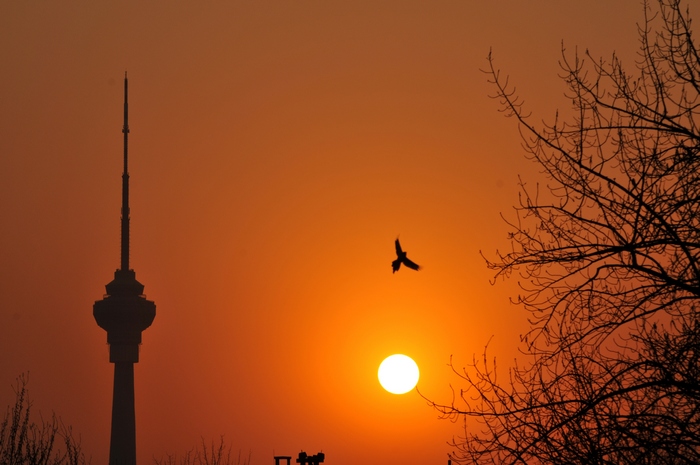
[378,354,420,394]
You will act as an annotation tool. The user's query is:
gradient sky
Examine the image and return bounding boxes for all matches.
[0,2,648,464]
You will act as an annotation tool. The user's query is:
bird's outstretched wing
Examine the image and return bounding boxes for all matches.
[395,238,403,256]
[401,257,421,271]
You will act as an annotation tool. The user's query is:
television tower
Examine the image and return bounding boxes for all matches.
[94,73,156,465]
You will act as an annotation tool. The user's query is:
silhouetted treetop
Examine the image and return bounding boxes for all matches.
[428,1,700,464]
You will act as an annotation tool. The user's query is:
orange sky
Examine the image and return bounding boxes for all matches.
[0,2,647,464]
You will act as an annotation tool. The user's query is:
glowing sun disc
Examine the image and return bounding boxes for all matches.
[378,354,420,394]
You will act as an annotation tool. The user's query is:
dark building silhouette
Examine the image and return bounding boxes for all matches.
[94,74,156,465]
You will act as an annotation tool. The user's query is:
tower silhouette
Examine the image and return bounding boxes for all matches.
[94,74,156,465]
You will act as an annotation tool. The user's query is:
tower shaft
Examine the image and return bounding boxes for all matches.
[109,362,136,465]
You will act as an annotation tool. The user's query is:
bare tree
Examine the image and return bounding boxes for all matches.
[153,436,251,465]
[427,1,700,463]
[0,374,89,465]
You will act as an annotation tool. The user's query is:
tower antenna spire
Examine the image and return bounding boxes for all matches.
[121,72,130,271]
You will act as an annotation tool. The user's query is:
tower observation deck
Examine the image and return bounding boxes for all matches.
[94,74,156,465]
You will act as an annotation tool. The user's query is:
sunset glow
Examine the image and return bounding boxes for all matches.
[0,2,649,464]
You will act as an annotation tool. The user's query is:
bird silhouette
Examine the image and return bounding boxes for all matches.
[392,238,421,273]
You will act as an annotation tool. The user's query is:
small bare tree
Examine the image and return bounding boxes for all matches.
[153,436,250,465]
[427,1,700,463]
[0,374,88,465]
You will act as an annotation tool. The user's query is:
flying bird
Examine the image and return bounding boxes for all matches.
[392,238,421,273]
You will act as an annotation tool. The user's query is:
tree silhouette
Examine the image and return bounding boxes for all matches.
[0,375,88,465]
[427,1,700,463]
[153,436,250,465]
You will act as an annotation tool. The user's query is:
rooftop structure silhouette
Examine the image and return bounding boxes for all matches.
[94,74,156,465]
